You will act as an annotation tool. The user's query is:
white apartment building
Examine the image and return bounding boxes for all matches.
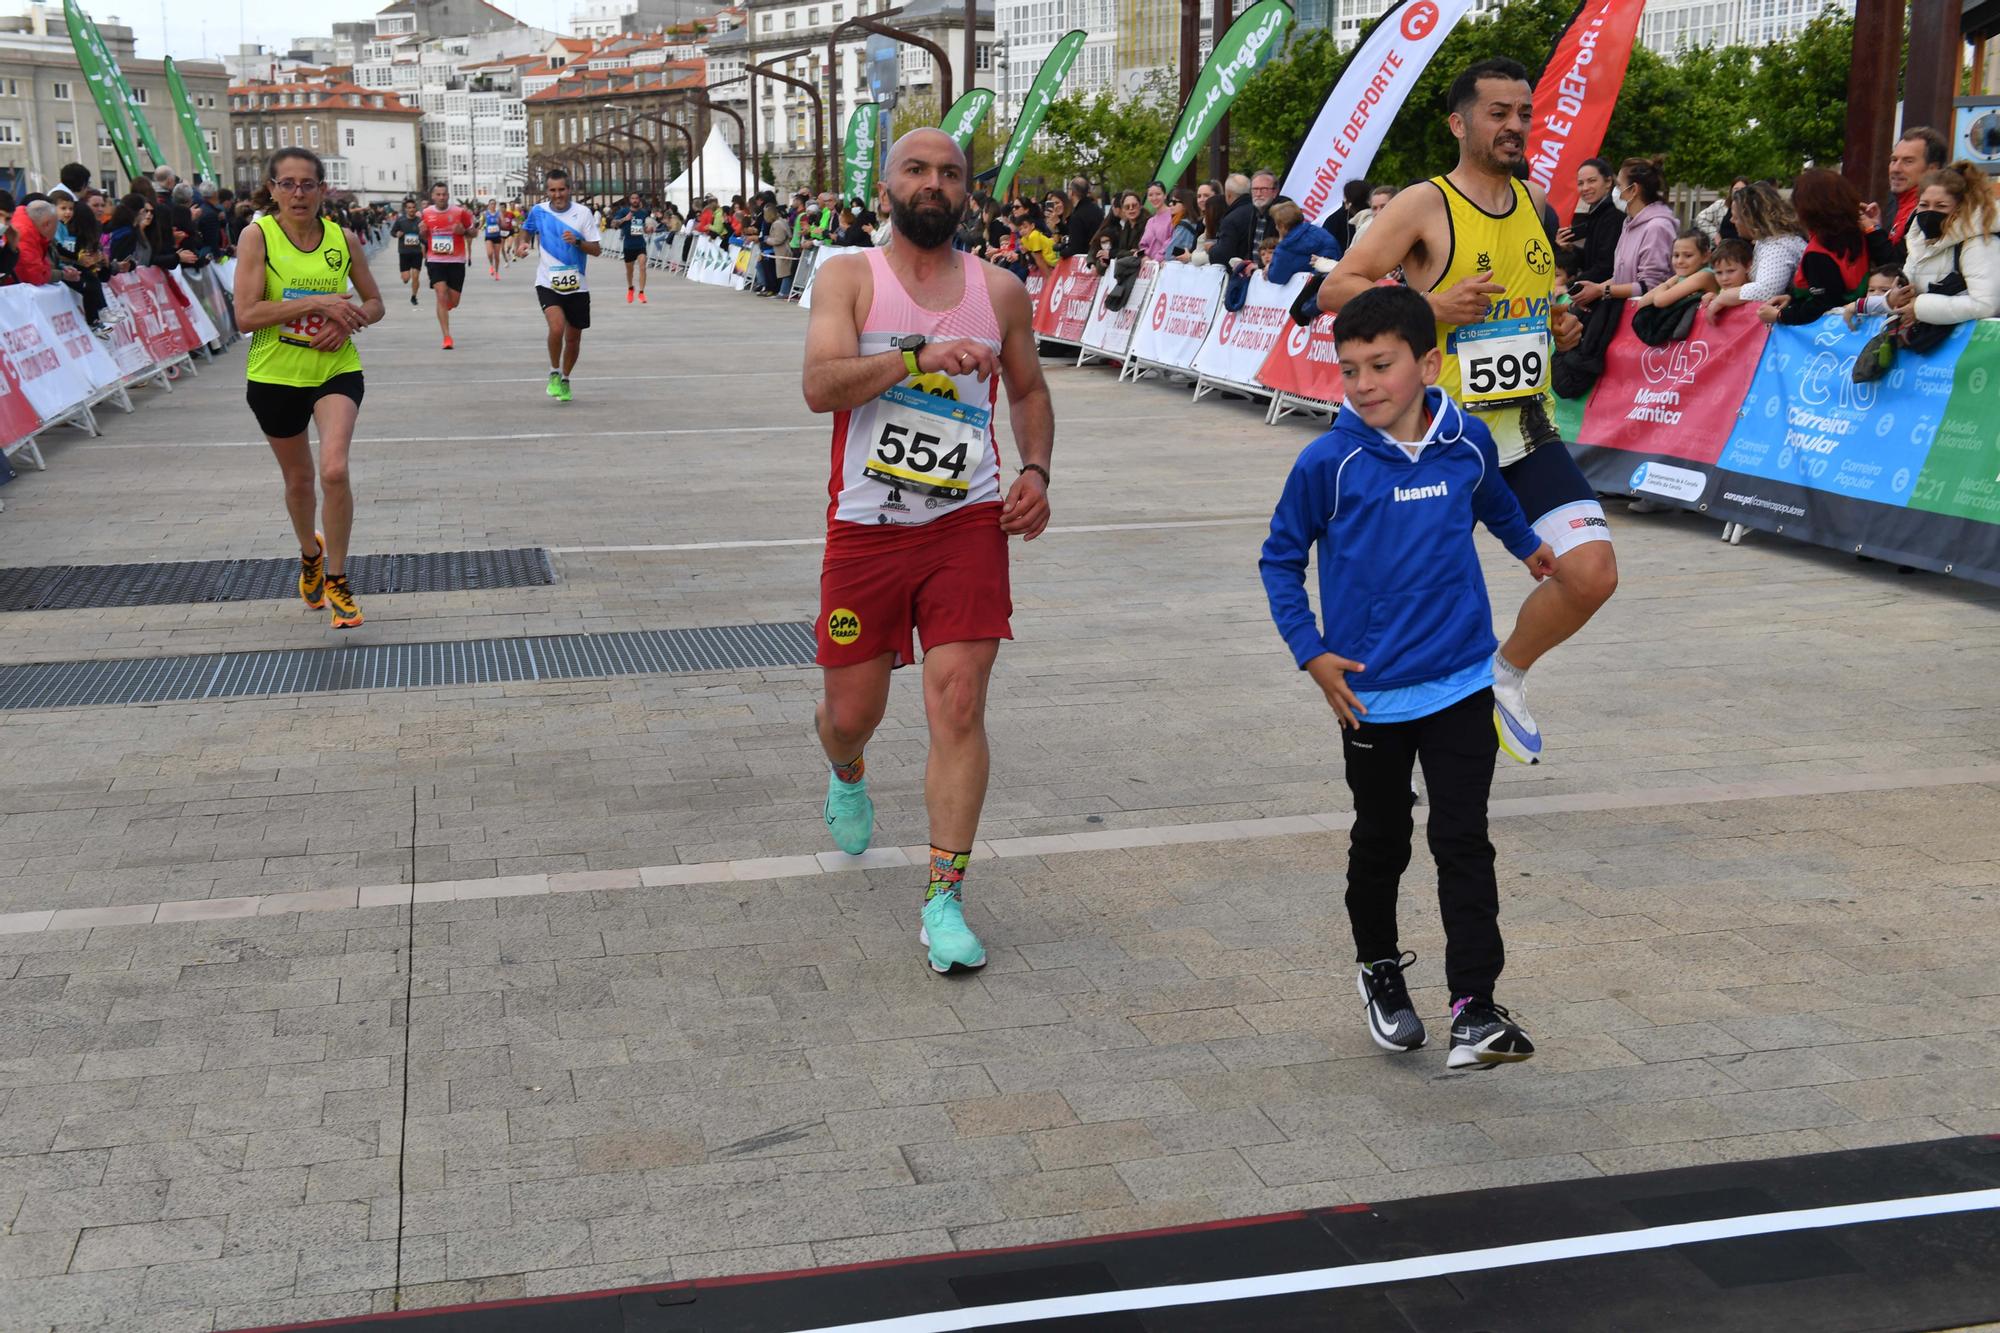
[998,0,1117,121]
[1637,0,1855,53]
[572,0,733,38]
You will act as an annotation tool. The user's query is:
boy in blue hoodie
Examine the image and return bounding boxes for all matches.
[1260,285,1556,1070]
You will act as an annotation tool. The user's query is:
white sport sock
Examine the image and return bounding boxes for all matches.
[1492,652,1527,686]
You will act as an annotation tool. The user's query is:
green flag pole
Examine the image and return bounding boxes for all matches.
[163,57,214,182]
[1152,0,1293,186]
[842,103,879,208]
[62,0,140,182]
[992,29,1085,200]
[90,10,169,170]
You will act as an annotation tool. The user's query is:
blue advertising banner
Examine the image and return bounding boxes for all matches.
[1716,315,1975,509]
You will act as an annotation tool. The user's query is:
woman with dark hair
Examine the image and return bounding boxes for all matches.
[1138,180,1173,260]
[1556,157,1620,285]
[1765,168,1890,325]
[1189,191,1228,262]
[1708,182,1808,315]
[1571,157,1676,308]
[231,147,385,631]
[1086,190,1145,273]
[1167,186,1201,258]
[104,193,151,271]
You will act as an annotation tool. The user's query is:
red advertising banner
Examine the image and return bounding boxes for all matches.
[1255,310,1346,405]
[1030,257,1100,344]
[1525,0,1651,224]
[110,271,192,362]
[1577,304,1770,464]
[142,268,205,354]
[0,321,44,445]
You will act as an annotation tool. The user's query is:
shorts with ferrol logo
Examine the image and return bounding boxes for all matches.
[817,504,1012,668]
[1500,440,1612,559]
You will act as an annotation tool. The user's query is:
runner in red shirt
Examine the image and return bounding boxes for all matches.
[418,181,476,350]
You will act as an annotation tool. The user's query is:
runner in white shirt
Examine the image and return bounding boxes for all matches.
[513,168,602,403]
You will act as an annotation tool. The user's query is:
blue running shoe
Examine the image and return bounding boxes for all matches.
[1492,668,1543,765]
[823,772,874,855]
[920,890,986,973]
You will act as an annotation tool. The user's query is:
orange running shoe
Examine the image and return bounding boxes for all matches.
[298,531,326,609]
[442,336,454,351]
[326,575,363,629]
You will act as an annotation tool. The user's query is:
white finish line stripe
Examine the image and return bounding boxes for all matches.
[787,1188,2000,1333]
[1,763,1995,936]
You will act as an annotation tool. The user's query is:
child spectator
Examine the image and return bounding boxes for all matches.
[1258,285,1555,1071]
[1710,238,1753,295]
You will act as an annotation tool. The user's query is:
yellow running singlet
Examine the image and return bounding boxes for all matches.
[1428,175,1561,466]
[245,214,363,388]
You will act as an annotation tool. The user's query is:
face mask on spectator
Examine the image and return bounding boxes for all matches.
[1610,186,1629,214]
[1911,209,1946,240]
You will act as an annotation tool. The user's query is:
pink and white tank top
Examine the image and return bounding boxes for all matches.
[828,247,1005,529]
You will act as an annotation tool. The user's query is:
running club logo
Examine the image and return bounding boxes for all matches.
[1285,321,1312,358]
[1218,311,1239,344]
[826,608,861,645]
[324,248,343,270]
[1475,251,1492,273]
[1151,294,1169,330]
[1524,237,1551,276]
[1640,339,1710,388]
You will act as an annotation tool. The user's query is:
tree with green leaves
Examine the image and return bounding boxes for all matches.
[1001,77,1180,193]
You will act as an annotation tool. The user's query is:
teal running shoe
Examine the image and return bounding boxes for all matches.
[920,889,986,973]
[823,772,874,855]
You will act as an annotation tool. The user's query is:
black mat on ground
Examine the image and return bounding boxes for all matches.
[227,1136,2000,1333]
[0,547,555,612]
[0,621,816,710]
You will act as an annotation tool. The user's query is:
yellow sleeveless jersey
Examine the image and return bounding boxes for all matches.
[245,214,362,388]
[1428,175,1560,465]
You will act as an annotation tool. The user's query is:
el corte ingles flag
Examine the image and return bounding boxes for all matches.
[1280,0,1476,225]
[939,88,996,153]
[1153,0,1293,186]
[63,0,140,181]
[843,103,880,205]
[164,57,216,182]
[994,29,1086,198]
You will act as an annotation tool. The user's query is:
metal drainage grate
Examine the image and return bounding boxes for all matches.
[0,622,816,710]
[0,548,557,612]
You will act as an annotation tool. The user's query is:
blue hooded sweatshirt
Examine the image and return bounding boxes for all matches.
[1265,220,1343,287]
[1260,388,1541,698]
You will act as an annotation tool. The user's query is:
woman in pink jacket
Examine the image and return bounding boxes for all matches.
[1571,157,1678,307]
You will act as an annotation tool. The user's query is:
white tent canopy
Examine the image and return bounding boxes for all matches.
[661,126,779,214]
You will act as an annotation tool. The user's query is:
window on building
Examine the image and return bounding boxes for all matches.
[808,6,819,21]
[786,10,797,25]
[0,78,16,97]
[235,126,245,150]
[346,128,356,146]
[534,120,544,145]
[51,80,70,100]
[97,122,110,148]
[133,87,148,103]
[204,129,217,151]
[0,121,18,144]
[833,3,843,16]
[309,122,320,147]
[55,120,74,147]
[279,125,289,147]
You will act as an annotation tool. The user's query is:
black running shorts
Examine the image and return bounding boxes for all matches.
[536,285,591,330]
[245,371,365,440]
[398,247,423,273]
[425,261,466,292]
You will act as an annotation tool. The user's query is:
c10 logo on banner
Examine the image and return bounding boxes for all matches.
[1401,0,1441,37]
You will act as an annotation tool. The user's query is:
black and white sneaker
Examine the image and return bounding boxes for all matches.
[1357,952,1425,1052]
[1446,997,1535,1070]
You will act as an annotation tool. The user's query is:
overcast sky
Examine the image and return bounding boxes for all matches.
[86,0,574,64]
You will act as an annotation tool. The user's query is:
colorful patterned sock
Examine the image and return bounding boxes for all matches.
[926,846,970,902]
[830,753,865,784]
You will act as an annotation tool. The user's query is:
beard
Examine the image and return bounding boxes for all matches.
[890,189,959,249]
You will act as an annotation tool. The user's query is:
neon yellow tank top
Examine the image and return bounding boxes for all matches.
[245,214,362,387]
[1428,175,1560,464]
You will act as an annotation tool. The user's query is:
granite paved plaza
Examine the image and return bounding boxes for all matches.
[3,260,2000,1332]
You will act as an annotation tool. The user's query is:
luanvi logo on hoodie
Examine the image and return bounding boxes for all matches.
[1394,480,1449,502]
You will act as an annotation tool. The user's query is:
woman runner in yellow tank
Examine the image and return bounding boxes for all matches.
[232,147,386,629]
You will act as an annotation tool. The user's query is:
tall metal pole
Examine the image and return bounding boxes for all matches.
[1208,0,1231,182]
[1840,0,1906,209]
[826,9,908,199]
[1904,0,1965,147]
[1178,0,1200,189]
[751,49,828,194]
[963,0,978,156]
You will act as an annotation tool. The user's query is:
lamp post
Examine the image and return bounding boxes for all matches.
[598,123,659,198]
[749,48,826,193]
[825,6,961,181]
[628,110,703,212]
[697,78,752,202]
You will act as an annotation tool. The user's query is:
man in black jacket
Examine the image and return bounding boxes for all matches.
[1062,176,1102,259]
[1209,170,1286,271]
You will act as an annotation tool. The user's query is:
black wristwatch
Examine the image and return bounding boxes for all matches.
[896,333,925,376]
